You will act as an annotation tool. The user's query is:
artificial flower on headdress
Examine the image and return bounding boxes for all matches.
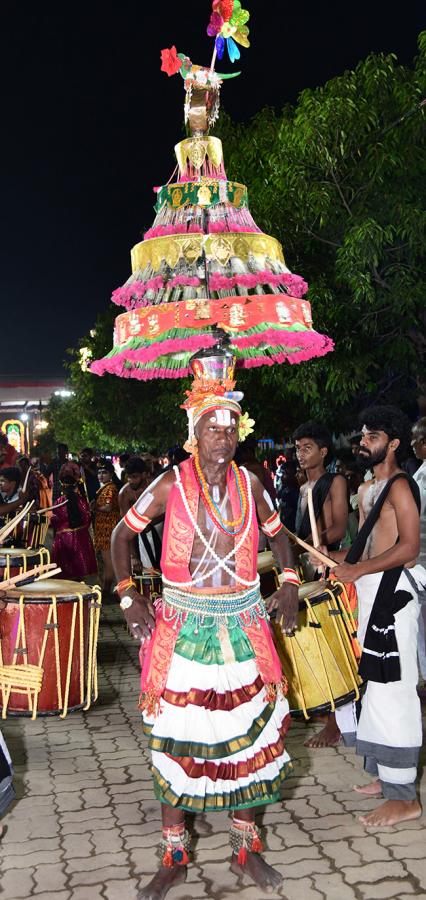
[207,0,250,63]
[160,46,183,76]
[238,412,255,442]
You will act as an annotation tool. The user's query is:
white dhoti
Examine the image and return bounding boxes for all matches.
[336,565,425,800]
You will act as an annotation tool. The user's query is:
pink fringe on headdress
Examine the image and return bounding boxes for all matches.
[234,332,335,364]
[143,222,260,239]
[111,275,201,309]
[209,272,308,297]
[207,221,261,234]
[143,224,203,239]
[90,331,333,380]
[90,334,217,378]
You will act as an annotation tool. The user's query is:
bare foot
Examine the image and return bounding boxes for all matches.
[138,865,187,900]
[359,799,422,828]
[353,780,382,796]
[231,851,283,894]
[304,715,341,748]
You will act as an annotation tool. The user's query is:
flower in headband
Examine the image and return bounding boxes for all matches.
[238,411,255,442]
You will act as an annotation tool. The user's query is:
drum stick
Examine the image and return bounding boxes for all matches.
[307,488,320,549]
[281,524,337,568]
[2,567,62,597]
[307,487,324,575]
[34,499,68,515]
[1,563,58,592]
[22,466,32,494]
[0,501,34,544]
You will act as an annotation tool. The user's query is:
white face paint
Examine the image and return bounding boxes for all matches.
[212,485,220,502]
[263,489,274,510]
[215,409,231,427]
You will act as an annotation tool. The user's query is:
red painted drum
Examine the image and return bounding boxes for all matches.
[0,547,50,582]
[0,579,102,718]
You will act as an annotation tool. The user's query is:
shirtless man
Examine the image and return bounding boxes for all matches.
[119,457,163,574]
[293,421,348,747]
[112,378,299,899]
[331,406,425,827]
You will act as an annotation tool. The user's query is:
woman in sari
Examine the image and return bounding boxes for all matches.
[50,464,97,580]
[93,461,120,593]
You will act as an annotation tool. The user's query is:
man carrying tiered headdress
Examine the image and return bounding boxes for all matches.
[112,347,300,897]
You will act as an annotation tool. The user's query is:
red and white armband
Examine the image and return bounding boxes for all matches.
[278,567,301,587]
[123,507,151,534]
[260,511,283,539]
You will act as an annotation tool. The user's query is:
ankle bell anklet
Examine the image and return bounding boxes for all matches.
[229,817,263,865]
[160,825,191,867]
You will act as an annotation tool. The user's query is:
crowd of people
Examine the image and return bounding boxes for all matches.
[0,408,425,893]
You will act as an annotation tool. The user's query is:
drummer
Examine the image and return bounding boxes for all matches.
[293,421,348,748]
[118,458,158,573]
[330,406,426,827]
[0,467,27,529]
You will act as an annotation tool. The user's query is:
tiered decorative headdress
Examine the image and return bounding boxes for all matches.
[91,2,333,382]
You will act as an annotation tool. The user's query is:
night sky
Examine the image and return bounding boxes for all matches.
[0,1,422,377]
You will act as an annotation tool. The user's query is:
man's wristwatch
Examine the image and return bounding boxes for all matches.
[120,595,134,611]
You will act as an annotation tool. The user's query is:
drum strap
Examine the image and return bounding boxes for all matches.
[347,473,421,684]
[141,526,162,570]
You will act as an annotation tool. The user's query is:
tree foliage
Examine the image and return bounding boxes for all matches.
[48,36,426,451]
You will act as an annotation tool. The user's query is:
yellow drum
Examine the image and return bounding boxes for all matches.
[272,580,362,719]
[0,547,50,581]
[0,579,102,719]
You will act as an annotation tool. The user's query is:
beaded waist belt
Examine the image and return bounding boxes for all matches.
[161,584,267,630]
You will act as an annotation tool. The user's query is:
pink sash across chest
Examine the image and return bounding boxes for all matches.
[139,459,284,714]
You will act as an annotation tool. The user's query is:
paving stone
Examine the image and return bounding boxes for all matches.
[312,872,357,899]
[317,839,360,866]
[270,856,331,878]
[399,861,426,889]
[32,893,70,900]
[0,868,35,899]
[358,881,416,899]
[55,791,84,812]
[2,849,63,870]
[91,829,124,854]
[351,835,393,862]
[68,887,104,899]
[66,850,128,873]
[69,865,130,887]
[1,836,61,857]
[32,862,68,894]
[276,875,323,898]
[342,860,406,885]
[103,880,141,900]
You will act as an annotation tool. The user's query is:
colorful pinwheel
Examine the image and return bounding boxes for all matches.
[207,0,250,64]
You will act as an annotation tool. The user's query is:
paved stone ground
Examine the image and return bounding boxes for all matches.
[2,600,426,900]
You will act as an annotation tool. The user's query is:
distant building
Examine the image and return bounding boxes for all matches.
[0,376,68,454]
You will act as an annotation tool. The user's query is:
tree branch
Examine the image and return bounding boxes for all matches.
[306,228,342,248]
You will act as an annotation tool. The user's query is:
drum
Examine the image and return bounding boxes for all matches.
[0,547,50,581]
[134,571,162,603]
[272,580,362,719]
[257,551,280,600]
[0,579,102,719]
[21,513,50,550]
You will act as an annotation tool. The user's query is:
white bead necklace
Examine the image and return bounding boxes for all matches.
[164,465,259,589]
